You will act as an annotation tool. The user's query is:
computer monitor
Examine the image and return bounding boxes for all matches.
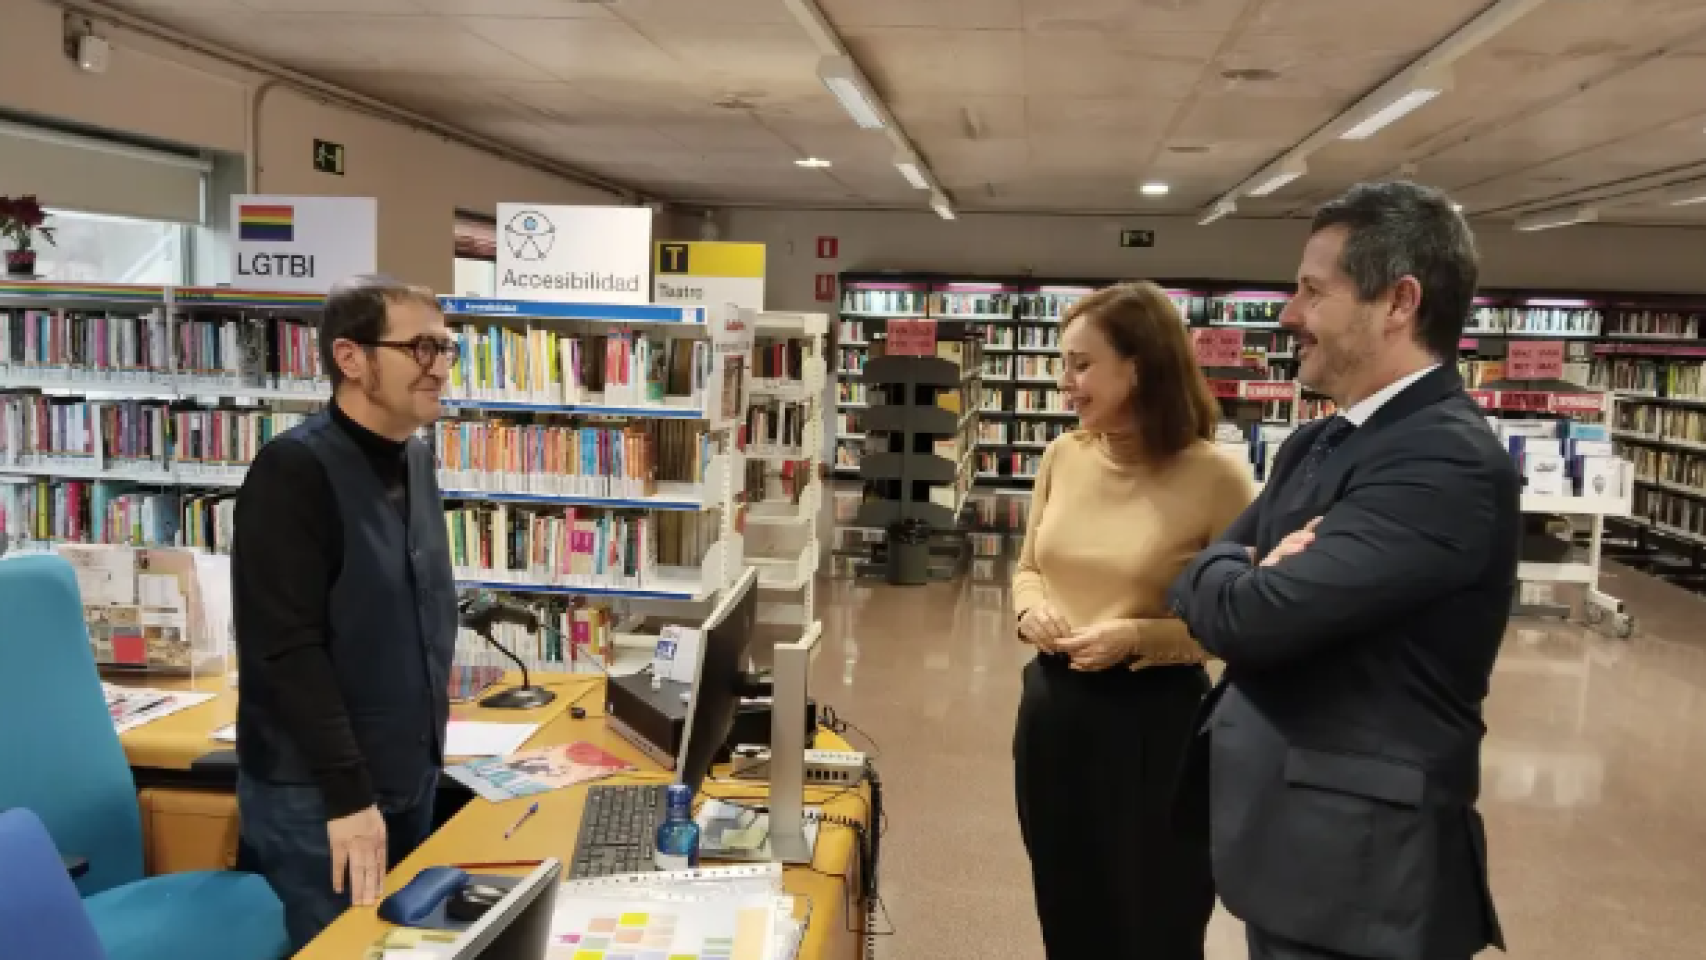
[675,566,760,796]
[446,859,563,960]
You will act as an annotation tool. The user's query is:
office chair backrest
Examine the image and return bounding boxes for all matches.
[0,555,144,895]
[0,807,109,960]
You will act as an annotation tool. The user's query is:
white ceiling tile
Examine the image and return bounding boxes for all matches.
[889,96,1028,142]
[841,27,1027,97]
[300,16,560,79]
[629,22,823,95]
[1209,35,1418,100]
[608,0,799,25]
[1025,97,1177,143]
[412,0,612,15]
[459,15,677,81]
[1246,0,1488,42]
[818,0,1024,29]
[1020,0,1253,35]
[240,0,421,12]
[1023,30,1216,100]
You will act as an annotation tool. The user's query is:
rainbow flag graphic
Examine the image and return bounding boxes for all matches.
[238,204,294,242]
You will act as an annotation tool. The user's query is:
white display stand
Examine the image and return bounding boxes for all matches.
[744,310,827,627]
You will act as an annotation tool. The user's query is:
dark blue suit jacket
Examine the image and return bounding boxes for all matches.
[1167,365,1516,960]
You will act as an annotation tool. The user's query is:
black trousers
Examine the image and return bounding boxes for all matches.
[1014,655,1215,960]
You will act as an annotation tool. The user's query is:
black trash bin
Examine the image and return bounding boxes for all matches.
[886,519,932,585]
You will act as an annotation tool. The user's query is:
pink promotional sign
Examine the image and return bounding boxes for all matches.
[887,318,938,356]
[1507,340,1565,380]
[1192,328,1245,367]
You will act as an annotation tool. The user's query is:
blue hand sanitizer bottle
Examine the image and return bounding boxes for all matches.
[654,783,700,870]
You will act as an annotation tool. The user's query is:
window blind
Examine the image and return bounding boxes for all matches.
[0,119,209,225]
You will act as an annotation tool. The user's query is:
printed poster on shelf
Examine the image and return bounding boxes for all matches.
[229,195,377,293]
[654,241,766,311]
[495,203,652,305]
[703,304,757,430]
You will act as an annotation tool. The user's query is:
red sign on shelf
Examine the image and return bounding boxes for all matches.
[887,318,938,356]
[1506,340,1565,380]
[1466,388,1496,408]
[814,273,835,302]
[1242,381,1296,402]
[1192,328,1245,368]
[816,236,839,259]
[1548,392,1604,414]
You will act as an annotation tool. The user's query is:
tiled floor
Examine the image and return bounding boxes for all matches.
[805,564,1706,959]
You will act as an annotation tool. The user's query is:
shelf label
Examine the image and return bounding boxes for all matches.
[887,319,938,357]
[1242,381,1295,402]
[1507,340,1565,380]
[1466,388,1496,408]
[1193,328,1245,367]
[1548,392,1604,414]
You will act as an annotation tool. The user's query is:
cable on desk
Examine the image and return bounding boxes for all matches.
[818,704,881,760]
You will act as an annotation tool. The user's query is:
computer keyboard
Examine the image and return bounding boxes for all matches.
[569,784,669,879]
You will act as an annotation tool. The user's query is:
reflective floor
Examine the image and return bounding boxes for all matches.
[806,561,1706,959]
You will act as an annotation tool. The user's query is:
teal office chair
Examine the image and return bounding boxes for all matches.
[0,807,108,960]
[0,554,287,960]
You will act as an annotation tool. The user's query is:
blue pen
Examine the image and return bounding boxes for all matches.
[505,802,539,840]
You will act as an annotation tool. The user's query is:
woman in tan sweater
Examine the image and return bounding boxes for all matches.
[1013,282,1254,960]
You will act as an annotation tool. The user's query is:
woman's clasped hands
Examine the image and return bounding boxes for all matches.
[1019,603,1136,672]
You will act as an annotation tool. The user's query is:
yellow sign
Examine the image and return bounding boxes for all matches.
[653,241,766,310]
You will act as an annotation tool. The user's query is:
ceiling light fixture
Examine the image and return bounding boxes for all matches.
[1666,180,1706,206]
[930,190,956,221]
[1514,205,1597,232]
[794,157,833,168]
[1140,182,1170,196]
[894,153,931,190]
[1248,161,1307,197]
[817,55,886,130]
[1199,200,1236,226]
[1341,72,1452,141]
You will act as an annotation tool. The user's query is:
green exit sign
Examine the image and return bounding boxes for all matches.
[313,139,345,176]
[1120,229,1155,248]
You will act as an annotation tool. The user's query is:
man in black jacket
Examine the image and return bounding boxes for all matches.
[234,275,459,951]
[1168,182,1516,960]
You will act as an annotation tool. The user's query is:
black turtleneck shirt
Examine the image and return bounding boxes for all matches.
[232,400,410,819]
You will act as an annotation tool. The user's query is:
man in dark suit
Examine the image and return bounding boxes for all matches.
[1167,181,1517,960]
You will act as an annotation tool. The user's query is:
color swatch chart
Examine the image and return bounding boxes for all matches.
[548,898,770,960]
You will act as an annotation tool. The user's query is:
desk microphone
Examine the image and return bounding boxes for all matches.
[457,592,557,710]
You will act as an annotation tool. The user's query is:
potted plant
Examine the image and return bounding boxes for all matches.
[0,195,56,277]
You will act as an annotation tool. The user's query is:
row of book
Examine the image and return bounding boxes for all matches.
[1603,310,1701,339]
[1617,402,1706,442]
[433,418,714,496]
[1468,306,1601,336]
[745,397,810,455]
[0,394,306,470]
[1627,447,1706,494]
[969,493,1030,531]
[975,451,1042,478]
[753,337,811,382]
[834,410,862,436]
[834,348,866,376]
[835,382,867,406]
[1634,488,1706,539]
[444,504,721,587]
[0,480,236,554]
[835,320,870,344]
[1598,359,1706,399]
[0,310,323,387]
[444,325,711,407]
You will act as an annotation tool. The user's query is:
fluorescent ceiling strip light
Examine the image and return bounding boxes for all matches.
[817,56,886,130]
[895,158,931,190]
[930,191,955,221]
[1514,205,1597,232]
[1666,180,1706,206]
[1248,165,1305,197]
[1199,200,1236,226]
[1341,87,1444,141]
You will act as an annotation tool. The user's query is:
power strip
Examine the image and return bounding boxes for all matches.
[727,747,868,785]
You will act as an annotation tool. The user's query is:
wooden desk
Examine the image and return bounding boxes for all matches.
[299,690,869,960]
[111,672,590,775]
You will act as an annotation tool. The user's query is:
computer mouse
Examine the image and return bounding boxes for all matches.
[446,882,507,923]
[570,706,587,720]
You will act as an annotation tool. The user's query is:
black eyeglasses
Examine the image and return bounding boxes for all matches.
[353,336,461,369]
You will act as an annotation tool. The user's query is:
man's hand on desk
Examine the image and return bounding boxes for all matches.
[329,805,388,906]
[1261,518,1322,568]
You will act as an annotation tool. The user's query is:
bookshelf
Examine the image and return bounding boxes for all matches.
[742,310,827,627]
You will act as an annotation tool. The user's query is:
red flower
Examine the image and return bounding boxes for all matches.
[0,195,55,248]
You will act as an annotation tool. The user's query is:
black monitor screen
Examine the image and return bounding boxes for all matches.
[676,567,759,795]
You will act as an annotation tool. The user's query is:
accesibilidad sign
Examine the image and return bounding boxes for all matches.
[495,203,653,306]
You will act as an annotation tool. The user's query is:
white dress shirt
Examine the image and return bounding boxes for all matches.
[1339,364,1439,427]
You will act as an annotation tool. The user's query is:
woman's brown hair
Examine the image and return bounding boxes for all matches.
[1063,281,1220,458]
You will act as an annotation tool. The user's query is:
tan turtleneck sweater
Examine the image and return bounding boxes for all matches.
[1012,431,1256,666]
